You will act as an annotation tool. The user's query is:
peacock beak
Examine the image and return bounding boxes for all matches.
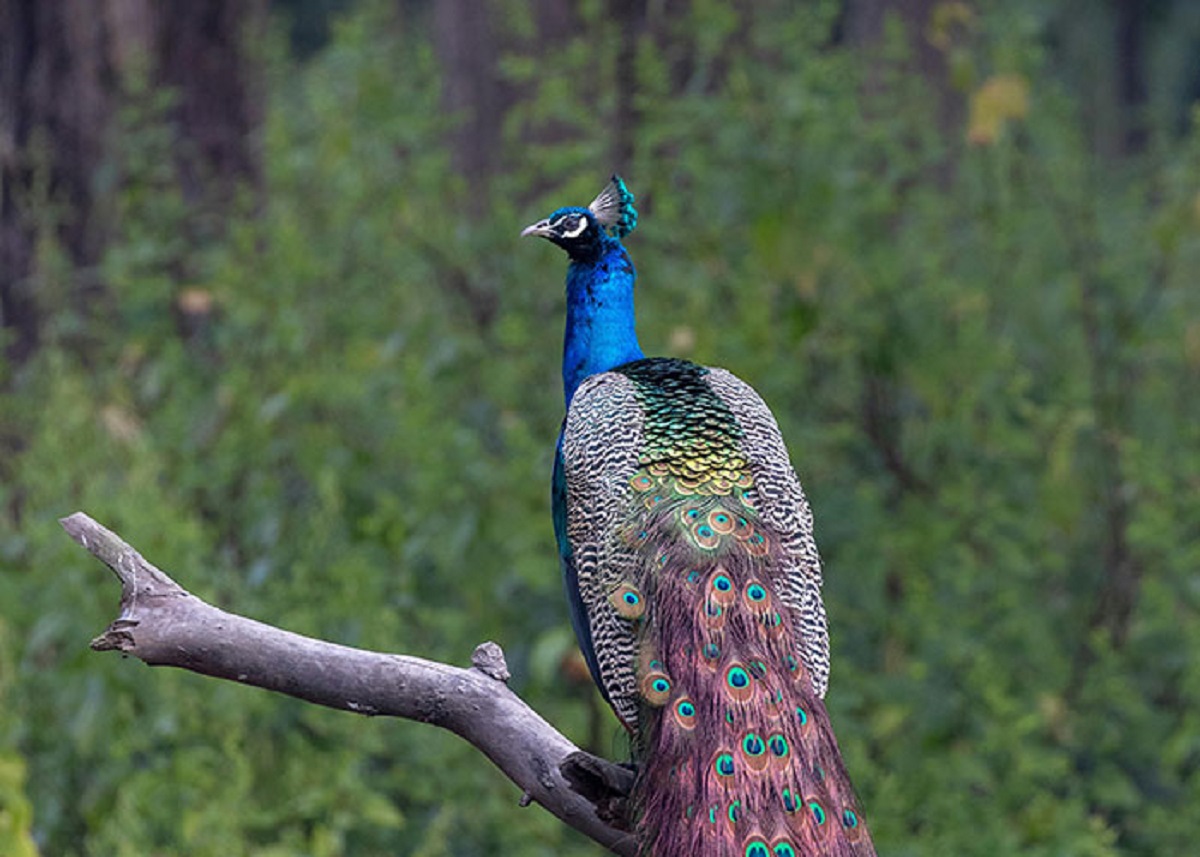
[521,219,554,238]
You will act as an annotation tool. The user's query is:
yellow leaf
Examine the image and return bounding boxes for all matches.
[967,74,1030,145]
[928,1,975,52]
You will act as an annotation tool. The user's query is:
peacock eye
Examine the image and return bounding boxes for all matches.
[559,215,587,238]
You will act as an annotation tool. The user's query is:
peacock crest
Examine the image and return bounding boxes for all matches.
[588,174,638,239]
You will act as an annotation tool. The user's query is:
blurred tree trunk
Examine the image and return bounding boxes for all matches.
[431,0,579,191]
[842,0,963,138]
[1114,0,1147,155]
[0,0,265,365]
[429,0,734,188]
[610,0,642,169]
[432,0,510,188]
[158,3,266,202]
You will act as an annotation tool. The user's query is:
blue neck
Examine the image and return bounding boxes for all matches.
[562,241,644,406]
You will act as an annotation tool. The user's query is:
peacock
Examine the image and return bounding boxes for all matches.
[523,176,875,857]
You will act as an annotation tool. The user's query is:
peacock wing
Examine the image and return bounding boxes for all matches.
[703,367,831,700]
[560,369,648,729]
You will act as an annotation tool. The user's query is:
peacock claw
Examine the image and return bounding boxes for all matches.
[560,750,635,829]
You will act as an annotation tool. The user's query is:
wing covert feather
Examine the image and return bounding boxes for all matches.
[560,371,646,725]
[704,367,831,698]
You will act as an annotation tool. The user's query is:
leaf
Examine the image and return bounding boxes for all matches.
[967,74,1030,145]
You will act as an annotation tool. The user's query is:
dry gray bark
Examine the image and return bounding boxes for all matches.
[59,511,636,856]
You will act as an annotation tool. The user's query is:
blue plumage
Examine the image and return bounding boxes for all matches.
[561,238,642,407]
[521,185,643,405]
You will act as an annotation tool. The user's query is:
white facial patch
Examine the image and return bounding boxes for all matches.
[560,216,588,239]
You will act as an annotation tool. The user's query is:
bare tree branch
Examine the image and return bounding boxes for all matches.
[59,511,636,856]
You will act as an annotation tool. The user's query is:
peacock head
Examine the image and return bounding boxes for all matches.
[521,175,638,261]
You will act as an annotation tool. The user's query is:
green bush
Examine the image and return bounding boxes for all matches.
[1,1,1197,854]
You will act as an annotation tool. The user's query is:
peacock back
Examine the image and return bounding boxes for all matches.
[560,356,873,857]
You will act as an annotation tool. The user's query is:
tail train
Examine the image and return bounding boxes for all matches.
[630,487,874,857]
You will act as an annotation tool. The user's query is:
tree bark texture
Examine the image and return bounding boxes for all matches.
[59,512,637,856]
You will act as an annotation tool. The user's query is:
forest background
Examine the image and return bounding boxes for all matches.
[1,1,1198,855]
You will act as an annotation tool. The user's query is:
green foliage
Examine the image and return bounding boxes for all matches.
[0,755,37,857]
[2,1,1199,855]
